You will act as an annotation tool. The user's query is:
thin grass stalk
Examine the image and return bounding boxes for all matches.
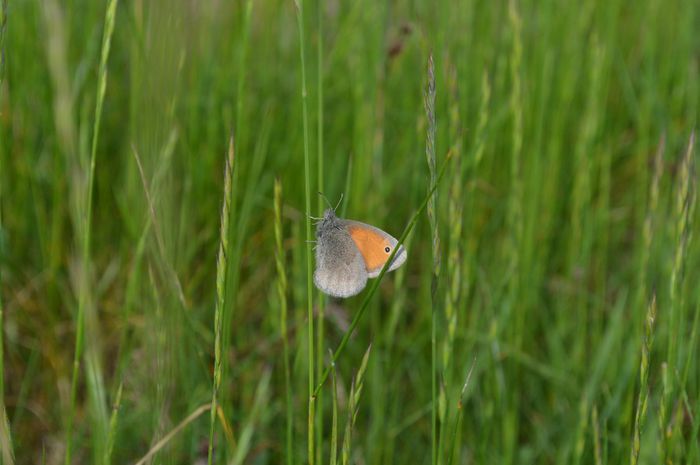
[230,370,272,465]
[659,361,669,459]
[637,135,665,306]
[147,264,167,463]
[329,354,338,465]
[683,303,700,389]
[668,132,695,371]
[569,39,603,366]
[134,404,212,465]
[592,405,603,465]
[208,136,236,465]
[0,0,4,416]
[0,0,5,83]
[424,53,440,465]
[218,4,253,416]
[642,134,665,284]
[104,383,123,465]
[235,0,253,154]
[630,295,657,465]
[294,0,315,462]
[316,0,324,214]
[315,2,326,461]
[274,179,294,465]
[313,150,453,397]
[114,132,178,394]
[131,136,187,309]
[446,357,475,465]
[629,134,664,465]
[65,0,118,461]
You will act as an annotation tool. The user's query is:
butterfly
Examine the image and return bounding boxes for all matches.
[313,208,407,298]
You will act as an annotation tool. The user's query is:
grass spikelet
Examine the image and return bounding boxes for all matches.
[207,136,236,464]
[341,345,372,465]
[668,132,696,362]
[662,131,696,460]
[630,295,657,465]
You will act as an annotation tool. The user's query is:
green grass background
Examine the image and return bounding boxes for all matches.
[0,0,699,463]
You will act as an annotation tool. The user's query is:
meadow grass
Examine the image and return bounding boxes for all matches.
[1,0,700,464]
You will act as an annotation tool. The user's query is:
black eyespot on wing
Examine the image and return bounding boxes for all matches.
[384,246,391,253]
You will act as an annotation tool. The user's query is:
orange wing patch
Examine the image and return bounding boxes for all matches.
[347,225,391,272]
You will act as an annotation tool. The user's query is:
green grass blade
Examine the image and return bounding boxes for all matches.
[64,0,119,461]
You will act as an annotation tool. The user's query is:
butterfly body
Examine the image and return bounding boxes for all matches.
[314,209,407,298]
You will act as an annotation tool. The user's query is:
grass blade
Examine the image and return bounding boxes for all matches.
[64,0,119,461]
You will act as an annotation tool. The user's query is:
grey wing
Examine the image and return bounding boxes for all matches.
[313,228,368,298]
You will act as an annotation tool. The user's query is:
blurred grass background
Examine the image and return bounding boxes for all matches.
[0,0,699,463]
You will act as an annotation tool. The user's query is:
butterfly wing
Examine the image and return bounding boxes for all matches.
[314,223,368,298]
[341,220,407,278]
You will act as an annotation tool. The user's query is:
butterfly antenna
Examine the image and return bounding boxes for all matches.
[333,193,344,212]
[318,191,334,210]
